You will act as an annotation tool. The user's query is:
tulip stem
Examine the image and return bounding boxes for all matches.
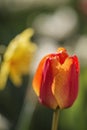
[51,108,60,130]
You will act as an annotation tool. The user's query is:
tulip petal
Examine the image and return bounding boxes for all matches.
[52,56,79,108]
[32,53,54,96]
[67,56,79,105]
[39,58,57,109]
[33,55,49,96]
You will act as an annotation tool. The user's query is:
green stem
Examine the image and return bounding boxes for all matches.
[51,108,60,130]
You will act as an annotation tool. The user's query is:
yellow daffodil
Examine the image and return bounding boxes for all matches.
[0,28,37,89]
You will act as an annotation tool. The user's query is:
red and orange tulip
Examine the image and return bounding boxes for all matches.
[33,48,80,109]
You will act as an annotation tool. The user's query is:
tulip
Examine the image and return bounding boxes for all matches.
[33,47,79,109]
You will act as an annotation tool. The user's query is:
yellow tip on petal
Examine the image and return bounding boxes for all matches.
[57,47,67,53]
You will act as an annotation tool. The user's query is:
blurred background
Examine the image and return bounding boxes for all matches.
[0,0,87,130]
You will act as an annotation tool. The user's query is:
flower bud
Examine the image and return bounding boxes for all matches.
[33,48,80,109]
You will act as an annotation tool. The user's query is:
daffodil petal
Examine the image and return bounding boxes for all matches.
[4,28,35,61]
[10,70,22,86]
[0,62,9,90]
